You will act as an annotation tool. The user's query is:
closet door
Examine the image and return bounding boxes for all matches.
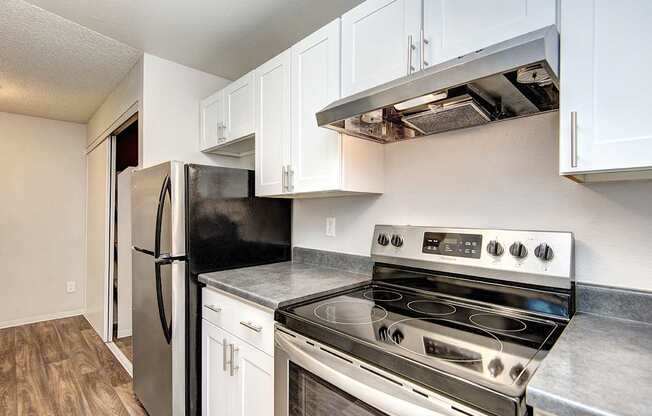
[290,19,342,193]
[85,139,111,339]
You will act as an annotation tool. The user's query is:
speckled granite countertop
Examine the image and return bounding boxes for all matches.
[527,313,652,416]
[198,262,371,310]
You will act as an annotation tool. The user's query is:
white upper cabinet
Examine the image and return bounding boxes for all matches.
[254,50,292,197]
[224,71,255,142]
[423,0,556,68]
[341,0,556,96]
[341,0,422,96]
[291,19,343,193]
[199,90,226,151]
[255,18,384,198]
[560,0,652,178]
[201,72,255,157]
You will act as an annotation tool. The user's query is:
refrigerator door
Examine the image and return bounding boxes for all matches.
[132,161,185,256]
[133,249,186,416]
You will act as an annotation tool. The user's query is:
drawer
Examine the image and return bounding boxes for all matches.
[202,287,275,356]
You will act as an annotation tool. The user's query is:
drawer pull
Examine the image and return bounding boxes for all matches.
[239,321,263,333]
[205,305,222,314]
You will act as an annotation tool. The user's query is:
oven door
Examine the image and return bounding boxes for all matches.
[274,327,481,416]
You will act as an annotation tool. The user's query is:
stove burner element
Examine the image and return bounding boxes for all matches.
[314,300,388,325]
[362,289,403,302]
[407,300,457,316]
[469,313,527,332]
[387,318,503,362]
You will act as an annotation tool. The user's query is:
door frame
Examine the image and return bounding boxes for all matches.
[106,111,139,343]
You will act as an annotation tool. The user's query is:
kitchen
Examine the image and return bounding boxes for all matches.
[0,1,651,416]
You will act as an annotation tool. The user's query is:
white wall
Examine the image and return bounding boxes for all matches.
[293,113,652,292]
[0,112,87,327]
[141,53,254,169]
[87,60,143,148]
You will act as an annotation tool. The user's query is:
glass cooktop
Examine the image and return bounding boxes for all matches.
[282,284,560,397]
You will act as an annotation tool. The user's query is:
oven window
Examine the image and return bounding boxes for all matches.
[289,362,389,416]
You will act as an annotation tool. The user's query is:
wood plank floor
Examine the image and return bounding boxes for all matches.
[0,316,148,416]
[115,337,133,363]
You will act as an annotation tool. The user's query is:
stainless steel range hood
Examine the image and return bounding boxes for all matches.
[316,26,559,143]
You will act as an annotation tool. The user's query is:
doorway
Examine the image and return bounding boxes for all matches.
[107,114,139,367]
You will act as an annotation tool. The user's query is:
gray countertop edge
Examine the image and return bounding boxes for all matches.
[527,383,620,416]
[199,274,370,310]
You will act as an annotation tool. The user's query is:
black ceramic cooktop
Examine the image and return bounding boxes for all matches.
[279,284,561,398]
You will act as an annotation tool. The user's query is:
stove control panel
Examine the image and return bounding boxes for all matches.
[422,232,482,259]
[371,225,574,289]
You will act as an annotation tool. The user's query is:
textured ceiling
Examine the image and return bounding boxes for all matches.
[0,0,141,123]
[24,0,364,80]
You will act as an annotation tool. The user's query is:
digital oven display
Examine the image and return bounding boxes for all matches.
[422,232,482,259]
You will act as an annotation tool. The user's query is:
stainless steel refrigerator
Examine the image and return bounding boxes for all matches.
[131,161,291,416]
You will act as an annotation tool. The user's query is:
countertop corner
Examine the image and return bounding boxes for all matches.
[198,261,371,310]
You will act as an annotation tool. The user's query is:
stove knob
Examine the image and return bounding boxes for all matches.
[488,358,504,378]
[486,240,504,257]
[534,243,554,261]
[509,242,528,259]
[390,234,404,247]
[377,233,390,246]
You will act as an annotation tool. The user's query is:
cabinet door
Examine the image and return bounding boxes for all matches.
[341,0,421,96]
[224,71,255,142]
[254,50,291,196]
[229,339,274,416]
[202,320,229,416]
[200,91,225,151]
[423,0,556,68]
[291,19,342,193]
[560,0,652,174]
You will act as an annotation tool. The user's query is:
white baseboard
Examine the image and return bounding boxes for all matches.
[117,328,132,338]
[0,309,86,330]
[107,341,133,376]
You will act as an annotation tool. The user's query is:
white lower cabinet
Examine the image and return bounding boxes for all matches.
[201,288,274,416]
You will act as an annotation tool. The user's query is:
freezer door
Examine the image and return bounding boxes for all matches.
[132,161,185,256]
[133,249,186,416]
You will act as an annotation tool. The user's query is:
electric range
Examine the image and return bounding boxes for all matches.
[275,225,574,416]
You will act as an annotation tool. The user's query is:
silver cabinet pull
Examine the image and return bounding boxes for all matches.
[571,111,578,168]
[229,344,239,376]
[288,166,294,192]
[407,35,416,74]
[239,320,263,333]
[222,338,229,372]
[420,29,429,70]
[204,304,221,314]
[282,165,288,192]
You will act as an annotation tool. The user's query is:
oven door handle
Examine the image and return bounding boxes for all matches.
[275,332,463,416]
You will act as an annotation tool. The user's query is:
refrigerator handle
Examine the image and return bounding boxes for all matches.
[154,175,171,258]
[155,257,173,344]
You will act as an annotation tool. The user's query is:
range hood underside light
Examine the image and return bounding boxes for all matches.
[317,26,560,143]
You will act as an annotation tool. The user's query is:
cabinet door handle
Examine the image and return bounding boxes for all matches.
[571,111,578,168]
[229,344,239,376]
[282,165,288,192]
[288,166,294,192]
[420,29,429,70]
[239,320,262,333]
[407,35,416,74]
[222,338,229,372]
[204,305,221,314]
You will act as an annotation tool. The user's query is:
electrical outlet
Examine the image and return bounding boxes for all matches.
[326,217,336,237]
[66,281,76,293]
